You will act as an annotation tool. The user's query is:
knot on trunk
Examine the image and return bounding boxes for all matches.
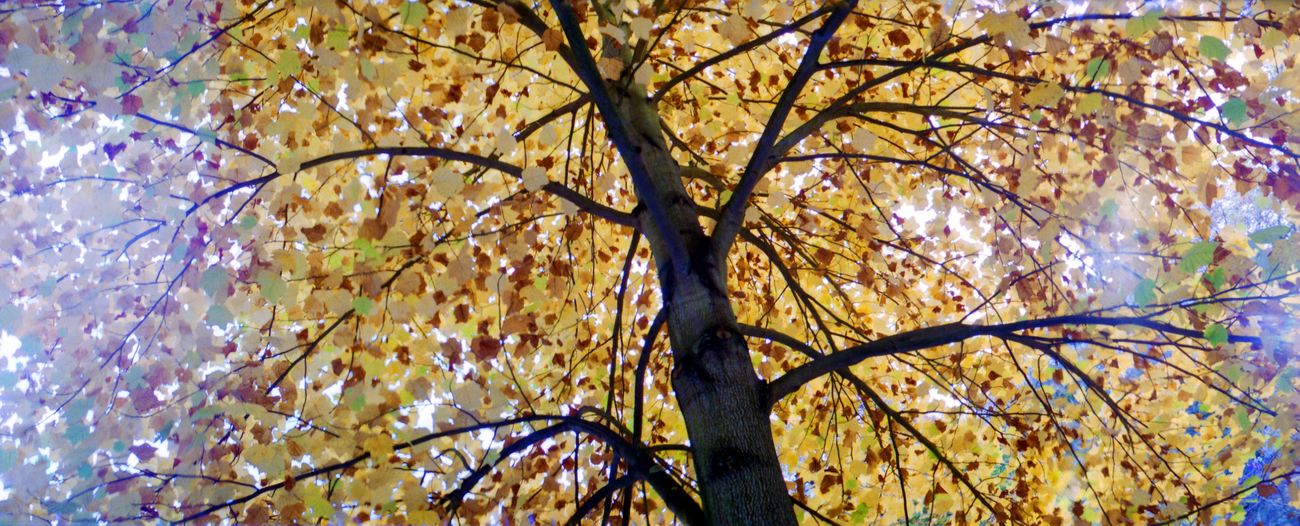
[705,445,761,480]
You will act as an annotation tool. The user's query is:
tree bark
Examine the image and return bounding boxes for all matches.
[617,84,797,526]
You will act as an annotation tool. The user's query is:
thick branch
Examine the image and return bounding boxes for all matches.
[767,314,1290,403]
[770,11,1176,163]
[173,415,701,526]
[632,309,668,443]
[650,4,837,104]
[547,0,690,277]
[565,474,640,526]
[738,322,1005,518]
[440,417,703,525]
[194,146,634,228]
[472,0,581,73]
[712,0,855,263]
[820,58,1299,161]
[770,101,996,161]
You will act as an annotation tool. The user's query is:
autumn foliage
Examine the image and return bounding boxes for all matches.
[1,0,1300,525]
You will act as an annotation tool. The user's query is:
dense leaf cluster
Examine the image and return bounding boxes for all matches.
[0,1,1298,524]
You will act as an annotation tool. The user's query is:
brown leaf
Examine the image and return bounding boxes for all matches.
[471,336,501,361]
[301,224,327,242]
[498,4,520,25]
[543,28,564,51]
[467,33,487,52]
[120,94,142,115]
[886,28,910,47]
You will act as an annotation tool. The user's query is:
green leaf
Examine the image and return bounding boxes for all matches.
[1078,91,1104,113]
[239,215,258,230]
[1178,241,1219,273]
[0,304,21,333]
[1248,225,1289,244]
[20,335,42,355]
[355,238,381,261]
[327,26,350,51]
[275,51,301,80]
[199,266,229,299]
[156,420,176,441]
[397,2,429,26]
[328,251,346,270]
[1133,278,1157,307]
[38,278,56,297]
[0,448,17,471]
[1126,9,1163,36]
[1199,36,1230,62]
[1206,268,1226,289]
[1263,29,1285,49]
[1204,324,1228,347]
[0,371,17,389]
[1028,109,1043,123]
[195,128,218,145]
[1236,405,1251,429]
[1100,199,1119,220]
[206,305,233,327]
[851,502,871,524]
[60,8,86,39]
[1224,364,1243,384]
[47,501,82,514]
[352,297,375,316]
[257,271,287,304]
[123,366,147,389]
[1220,98,1247,126]
[192,406,223,421]
[66,398,94,422]
[1276,367,1296,393]
[1084,58,1111,80]
[305,492,335,519]
[65,424,91,444]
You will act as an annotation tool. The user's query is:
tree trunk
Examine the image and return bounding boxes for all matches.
[617,84,797,526]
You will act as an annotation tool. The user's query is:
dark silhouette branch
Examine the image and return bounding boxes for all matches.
[547,0,690,278]
[469,0,581,74]
[205,146,635,228]
[632,309,668,443]
[1152,470,1300,526]
[173,415,702,526]
[565,474,640,526]
[712,0,856,263]
[743,320,1007,519]
[265,309,354,393]
[607,232,642,415]
[822,58,1300,162]
[768,314,1291,403]
[650,4,838,104]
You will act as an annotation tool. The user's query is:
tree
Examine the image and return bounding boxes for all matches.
[1,0,1299,524]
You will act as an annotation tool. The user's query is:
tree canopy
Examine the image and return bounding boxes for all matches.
[1,0,1299,524]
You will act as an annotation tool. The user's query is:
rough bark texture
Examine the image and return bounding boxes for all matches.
[617,83,797,526]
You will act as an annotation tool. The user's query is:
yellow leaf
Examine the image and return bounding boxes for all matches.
[979,11,1033,49]
[522,166,548,192]
[1025,82,1064,108]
